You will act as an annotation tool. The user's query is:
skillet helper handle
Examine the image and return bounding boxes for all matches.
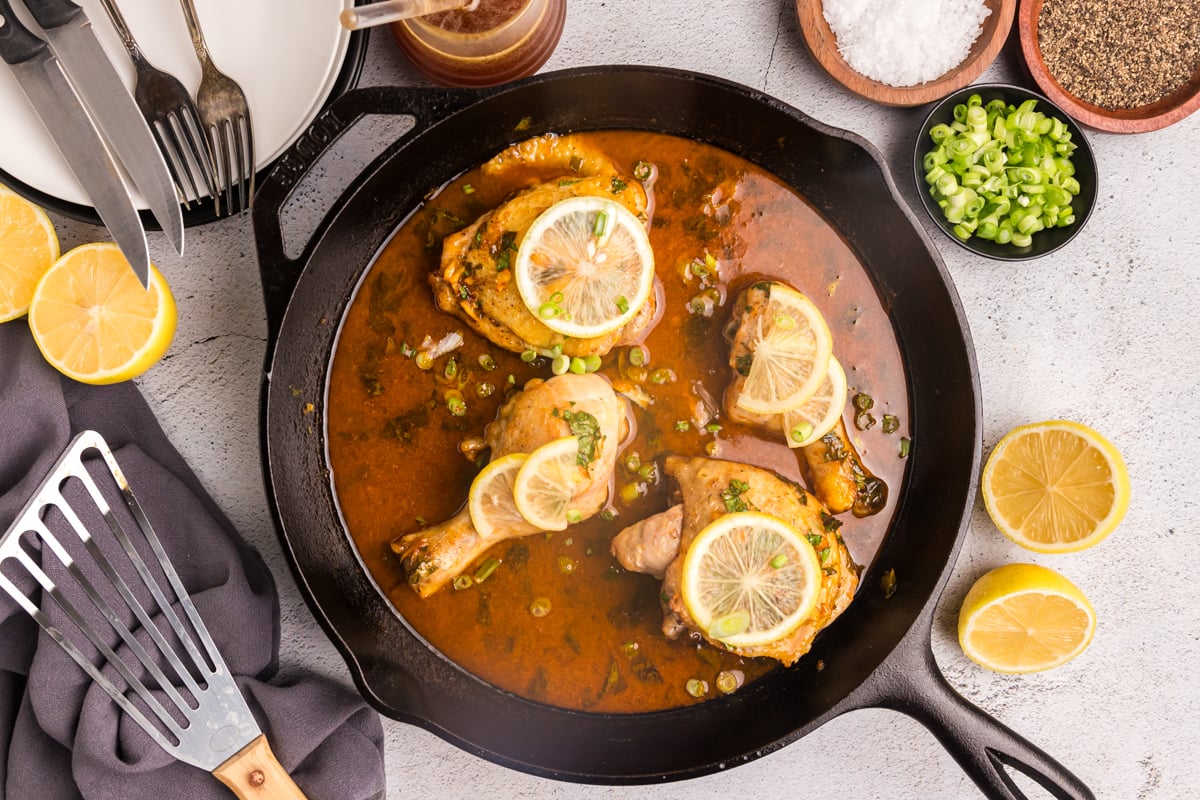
[0,0,49,64]
[878,637,1095,800]
[212,734,307,800]
[252,85,477,345]
[22,0,84,30]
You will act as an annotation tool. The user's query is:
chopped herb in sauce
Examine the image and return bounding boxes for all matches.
[561,409,601,466]
[611,176,628,193]
[721,479,751,513]
[882,414,900,434]
[735,354,753,377]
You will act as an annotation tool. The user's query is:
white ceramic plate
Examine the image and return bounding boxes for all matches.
[0,0,353,209]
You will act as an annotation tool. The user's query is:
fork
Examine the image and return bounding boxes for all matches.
[97,0,218,211]
[178,0,255,216]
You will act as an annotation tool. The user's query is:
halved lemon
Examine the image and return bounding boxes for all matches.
[734,283,834,416]
[981,420,1130,553]
[28,243,176,385]
[512,436,591,531]
[958,563,1096,673]
[514,196,655,339]
[0,185,60,322]
[681,511,822,648]
[468,453,538,540]
[782,356,847,448]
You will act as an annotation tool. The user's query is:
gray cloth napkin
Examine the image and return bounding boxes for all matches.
[0,324,386,800]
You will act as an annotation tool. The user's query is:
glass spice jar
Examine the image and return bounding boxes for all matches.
[391,0,566,88]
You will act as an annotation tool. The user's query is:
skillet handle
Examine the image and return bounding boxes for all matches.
[859,618,1095,800]
[252,85,479,348]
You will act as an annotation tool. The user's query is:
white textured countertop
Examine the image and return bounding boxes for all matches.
[43,2,1200,797]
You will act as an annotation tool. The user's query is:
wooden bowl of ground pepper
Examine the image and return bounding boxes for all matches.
[1018,0,1200,133]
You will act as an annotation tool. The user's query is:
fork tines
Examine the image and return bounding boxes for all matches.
[153,104,219,213]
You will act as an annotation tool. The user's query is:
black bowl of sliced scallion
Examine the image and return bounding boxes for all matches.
[913,83,1098,261]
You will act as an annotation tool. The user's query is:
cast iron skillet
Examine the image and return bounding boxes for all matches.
[252,66,1094,799]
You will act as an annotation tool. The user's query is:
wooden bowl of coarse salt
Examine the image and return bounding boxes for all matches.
[1018,0,1200,133]
[797,0,1016,107]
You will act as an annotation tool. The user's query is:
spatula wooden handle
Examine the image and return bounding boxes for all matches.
[212,735,308,800]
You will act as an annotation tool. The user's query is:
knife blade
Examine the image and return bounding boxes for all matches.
[23,0,184,256]
[0,0,149,287]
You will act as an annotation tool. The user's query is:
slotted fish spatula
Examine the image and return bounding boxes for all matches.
[0,430,306,799]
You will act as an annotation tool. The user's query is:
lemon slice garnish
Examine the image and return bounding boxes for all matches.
[514,196,655,340]
[0,185,60,323]
[511,436,591,531]
[28,243,176,385]
[781,356,848,448]
[468,453,539,541]
[681,511,822,649]
[981,420,1130,553]
[733,283,833,416]
[958,563,1096,673]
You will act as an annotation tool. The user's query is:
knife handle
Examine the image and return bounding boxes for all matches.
[22,0,84,31]
[0,0,49,65]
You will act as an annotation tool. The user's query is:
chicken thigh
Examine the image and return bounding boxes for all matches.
[394,373,626,597]
[611,456,858,665]
[431,134,657,357]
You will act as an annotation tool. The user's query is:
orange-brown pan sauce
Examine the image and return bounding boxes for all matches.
[326,131,909,713]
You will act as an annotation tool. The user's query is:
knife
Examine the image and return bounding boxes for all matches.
[23,0,184,256]
[0,0,150,287]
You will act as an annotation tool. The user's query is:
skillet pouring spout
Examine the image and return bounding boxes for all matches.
[252,67,1095,796]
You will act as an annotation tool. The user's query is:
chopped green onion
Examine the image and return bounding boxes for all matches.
[593,210,609,238]
[882,414,900,434]
[649,368,675,385]
[583,354,602,372]
[565,509,583,524]
[551,354,569,375]
[477,382,495,397]
[620,481,646,504]
[899,437,912,458]
[415,351,434,370]
[853,392,874,411]
[462,184,475,194]
[529,598,552,617]
[627,345,647,367]
[707,611,750,640]
[446,395,467,416]
[569,356,587,375]
[539,302,563,319]
[558,555,577,574]
[790,422,814,444]
[478,353,496,370]
[774,314,796,330]
[452,575,473,590]
[633,161,653,181]
[520,349,537,363]
[715,670,741,694]
[769,554,788,569]
[615,295,630,314]
[473,557,500,583]
[923,96,1081,248]
[624,452,641,473]
[685,678,708,698]
[675,420,690,432]
[705,423,722,434]
[600,508,617,521]
[637,462,658,482]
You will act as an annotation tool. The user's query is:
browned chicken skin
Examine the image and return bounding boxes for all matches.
[393,373,626,597]
[431,134,657,358]
[612,456,858,665]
